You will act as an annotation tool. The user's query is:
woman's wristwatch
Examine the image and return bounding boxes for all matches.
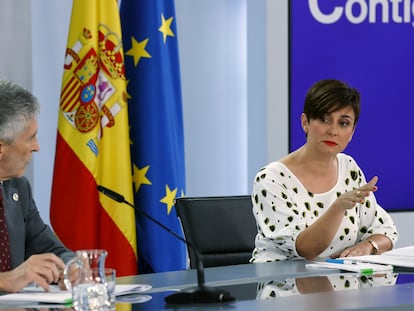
[367,239,379,255]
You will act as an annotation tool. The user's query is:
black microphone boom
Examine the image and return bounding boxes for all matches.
[97,185,235,304]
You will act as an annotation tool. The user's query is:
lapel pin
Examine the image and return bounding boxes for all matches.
[12,193,19,202]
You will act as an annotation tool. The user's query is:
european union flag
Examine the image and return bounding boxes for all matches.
[120,0,187,273]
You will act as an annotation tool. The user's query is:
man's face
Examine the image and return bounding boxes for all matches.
[0,118,40,179]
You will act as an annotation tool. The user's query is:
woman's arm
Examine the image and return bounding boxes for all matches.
[296,178,378,260]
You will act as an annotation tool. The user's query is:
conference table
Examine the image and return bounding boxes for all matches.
[1,260,414,310]
[116,260,414,310]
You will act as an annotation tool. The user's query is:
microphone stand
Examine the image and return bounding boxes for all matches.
[97,185,235,304]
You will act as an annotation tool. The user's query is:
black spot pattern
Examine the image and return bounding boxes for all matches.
[256,274,397,299]
[250,154,399,262]
[350,170,358,181]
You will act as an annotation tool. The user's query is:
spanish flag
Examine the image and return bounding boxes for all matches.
[50,0,137,276]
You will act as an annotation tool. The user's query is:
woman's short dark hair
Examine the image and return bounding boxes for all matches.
[303,79,360,126]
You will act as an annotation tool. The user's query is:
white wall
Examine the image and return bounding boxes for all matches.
[0,0,33,181]
[389,212,414,248]
[31,1,72,225]
[175,0,249,195]
[0,1,31,88]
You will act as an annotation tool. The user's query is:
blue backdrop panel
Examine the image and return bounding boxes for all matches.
[290,1,414,211]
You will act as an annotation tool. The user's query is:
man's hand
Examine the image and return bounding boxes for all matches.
[58,264,79,290]
[0,253,65,293]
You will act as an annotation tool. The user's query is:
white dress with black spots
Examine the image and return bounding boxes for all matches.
[256,273,398,299]
[250,153,399,262]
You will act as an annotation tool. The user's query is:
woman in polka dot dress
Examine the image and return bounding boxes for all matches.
[251,79,398,262]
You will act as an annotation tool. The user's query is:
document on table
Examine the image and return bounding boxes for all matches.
[115,284,152,296]
[343,246,414,269]
[306,246,414,273]
[306,259,393,274]
[0,284,152,304]
[0,286,72,304]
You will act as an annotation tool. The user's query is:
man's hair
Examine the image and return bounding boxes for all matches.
[0,80,40,144]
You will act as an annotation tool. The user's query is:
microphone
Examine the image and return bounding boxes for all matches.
[97,185,235,304]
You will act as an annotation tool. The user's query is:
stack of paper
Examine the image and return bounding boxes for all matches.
[306,246,414,274]
[0,285,72,304]
[343,245,414,269]
[306,259,393,274]
[0,283,152,305]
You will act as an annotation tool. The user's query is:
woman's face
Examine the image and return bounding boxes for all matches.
[302,106,356,155]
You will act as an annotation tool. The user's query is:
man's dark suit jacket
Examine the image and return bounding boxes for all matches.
[3,176,74,268]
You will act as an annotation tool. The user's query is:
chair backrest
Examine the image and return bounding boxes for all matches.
[174,195,257,268]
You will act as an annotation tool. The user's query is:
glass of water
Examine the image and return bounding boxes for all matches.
[72,268,116,310]
[102,268,116,309]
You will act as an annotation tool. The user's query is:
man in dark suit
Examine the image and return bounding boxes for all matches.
[0,80,74,292]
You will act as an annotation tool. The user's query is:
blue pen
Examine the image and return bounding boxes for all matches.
[326,258,359,265]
